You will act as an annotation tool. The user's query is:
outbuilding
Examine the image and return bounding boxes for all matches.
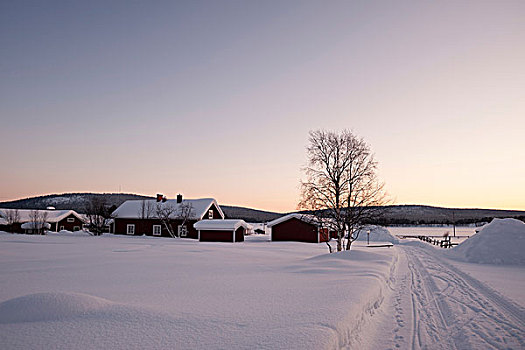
[194,219,249,242]
[267,214,330,243]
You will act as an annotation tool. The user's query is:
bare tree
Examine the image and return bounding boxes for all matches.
[155,201,195,238]
[155,202,177,238]
[85,196,113,236]
[177,202,195,237]
[39,211,49,234]
[28,210,49,234]
[138,200,154,220]
[4,209,20,233]
[299,130,387,252]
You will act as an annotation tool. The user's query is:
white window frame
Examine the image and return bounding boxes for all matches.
[67,217,75,223]
[73,226,80,231]
[208,209,213,219]
[127,224,135,235]
[178,225,188,237]
[153,225,162,236]
[60,226,64,231]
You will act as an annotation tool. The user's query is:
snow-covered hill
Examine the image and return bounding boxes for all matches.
[1,193,524,224]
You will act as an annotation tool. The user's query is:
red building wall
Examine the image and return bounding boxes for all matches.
[56,214,84,231]
[114,218,199,239]
[319,228,329,242]
[206,204,223,220]
[271,218,320,243]
[199,230,234,242]
[235,227,245,242]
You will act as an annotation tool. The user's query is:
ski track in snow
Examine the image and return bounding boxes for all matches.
[383,243,525,350]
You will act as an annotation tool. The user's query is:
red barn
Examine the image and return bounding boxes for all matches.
[194,219,249,242]
[268,214,329,243]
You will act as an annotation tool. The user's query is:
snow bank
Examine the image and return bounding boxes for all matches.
[47,230,92,237]
[446,218,525,265]
[0,292,113,323]
[354,225,399,244]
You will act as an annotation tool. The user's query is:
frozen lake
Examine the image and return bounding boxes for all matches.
[387,226,477,237]
[387,226,478,245]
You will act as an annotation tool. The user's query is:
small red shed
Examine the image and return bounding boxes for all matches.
[194,219,249,243]
[268,214,329,243]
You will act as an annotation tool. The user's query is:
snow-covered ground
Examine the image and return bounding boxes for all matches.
[0,232,395,349]
[371,239,524,350]
[0,220,523,349]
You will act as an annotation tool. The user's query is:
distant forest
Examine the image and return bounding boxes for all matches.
[1,193,524,225]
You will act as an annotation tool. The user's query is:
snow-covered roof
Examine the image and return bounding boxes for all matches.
[194,219,250,231]
[267,214,325,227]
[111,198,224,220]
[0,209,85,224]
[0,217,7,226]
[21,222,51,230]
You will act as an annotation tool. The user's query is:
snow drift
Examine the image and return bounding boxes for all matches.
[354,226,399,244]
[446,218,525,265]
[0,292,114,323]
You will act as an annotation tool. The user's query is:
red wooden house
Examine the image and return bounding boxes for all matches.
[0,208,86,233]
[112,195,225,239]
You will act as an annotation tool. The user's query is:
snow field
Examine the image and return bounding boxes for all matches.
[2,220,523,350]
[0,232,396,350]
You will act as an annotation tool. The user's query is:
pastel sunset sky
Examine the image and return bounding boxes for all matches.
[1,1,524,212]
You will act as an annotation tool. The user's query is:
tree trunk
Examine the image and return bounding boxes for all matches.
[337,234,343,251]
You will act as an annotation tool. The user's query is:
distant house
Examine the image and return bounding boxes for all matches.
[267,214,330,243]
[0,217,8,232]
[194,219,250,242]
[21,221,51,234]
[112,195,225,239]
[0,208,86,233]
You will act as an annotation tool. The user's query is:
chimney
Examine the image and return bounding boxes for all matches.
[176,194,183,203]
[156,194,163,202]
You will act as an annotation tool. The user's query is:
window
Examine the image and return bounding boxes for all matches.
[208,210,213,219]
[73,226,80,231]
[153,225,162,236]
[67,217,75,223]
[60,226,64,231]
[127,224,135,235]
[178,225,188,237]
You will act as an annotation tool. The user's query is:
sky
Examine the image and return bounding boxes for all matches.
[1,0,524,212]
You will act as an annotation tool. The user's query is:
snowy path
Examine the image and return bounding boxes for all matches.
[376,242,525,350]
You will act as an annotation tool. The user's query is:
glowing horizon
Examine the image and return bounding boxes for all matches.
[1,1,524,213]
